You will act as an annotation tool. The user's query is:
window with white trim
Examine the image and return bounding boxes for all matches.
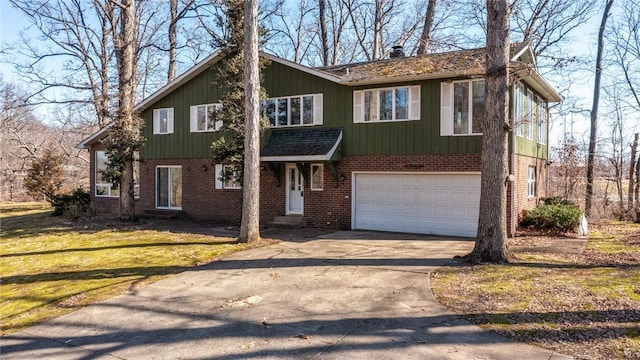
[310,164,323,191]
[156,166,182,209]
[514,83,524,137]
[261,94,323,127]
[215,164,241,189]
[440,80,483,135]
[190,103,222,132]
[354,85,420,123]
[153,108,174,134]
[95,151,139,197]
[526,89,534,140]
[528,166,536,197]
[537,96,547,145]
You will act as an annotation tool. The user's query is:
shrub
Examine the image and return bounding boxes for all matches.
[521,201,582,232]
[540,196,577,207]
[48,188,91,218]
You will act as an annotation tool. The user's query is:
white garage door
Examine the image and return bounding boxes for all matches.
[353,173,480,237]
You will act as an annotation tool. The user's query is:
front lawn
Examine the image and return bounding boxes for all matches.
[431,221,640,359]
[0,203,267,335]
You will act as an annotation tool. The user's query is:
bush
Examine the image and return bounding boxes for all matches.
[48,188,91,218]
[539,196,577,207]
[521,201,582,232]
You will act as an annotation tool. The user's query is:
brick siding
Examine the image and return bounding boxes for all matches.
[506,154,548,234]
[89,147,543,237]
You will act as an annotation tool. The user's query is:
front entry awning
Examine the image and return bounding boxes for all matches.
[260,127,342,162]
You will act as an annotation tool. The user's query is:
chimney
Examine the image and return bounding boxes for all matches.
[390,45,405,58]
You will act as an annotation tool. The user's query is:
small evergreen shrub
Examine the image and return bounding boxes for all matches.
[520,199,581,232]
[48,188,91,218]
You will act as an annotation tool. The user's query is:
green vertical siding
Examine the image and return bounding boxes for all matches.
[141,58,554,159]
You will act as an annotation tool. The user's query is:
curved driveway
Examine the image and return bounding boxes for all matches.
[2,231,571,359]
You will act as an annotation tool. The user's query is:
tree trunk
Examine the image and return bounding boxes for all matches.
[239,0,260,243]
[585,0,614,217]
[629,133,638,212]
[636,156,640,223]
[416,0,436,55]
[372,0,383,60]
[319,0,329,67]
[168,0,178,82]
[469,0,510,264]
[115,0,138,221]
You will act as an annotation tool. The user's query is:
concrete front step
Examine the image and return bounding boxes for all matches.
[268,215,308,229]
[140,209,184,220]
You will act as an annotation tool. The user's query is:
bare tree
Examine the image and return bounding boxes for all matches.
[167,0,198,81]
[416,0,436,54]
[585,0,614,217]
[605,87,628,217]
[512,0,597,66]
[0,80,51,201]
[100,0,145,220]
[241,0,260,243]
[609,0,640,116]
[9,0,114,128]
[468,0,511,263]
[347,0,401,60]
[319,0,329,66]
[267,0,316,63]
[630,133,639,212]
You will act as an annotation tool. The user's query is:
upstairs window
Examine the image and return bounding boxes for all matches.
[440,80,484,135]
[153,108,174,134]
[537,96,547,145]
[514,83,524,137]
[261,94,323,127]
[526,89,534,140]
[190,104,222,132]
[354,85,420,123]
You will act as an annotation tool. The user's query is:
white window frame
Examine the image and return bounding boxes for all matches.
[95,151,139,198]
[261,93,323,127]
[514,83,524,137]
[215,164,242,189]
[310,164,324,191]
[528,166,536,197]
[526,89,534,140]
[440,80,484,136]
[537,96,547,145]
[155,165,182,209]
[190,103,222,132]
[153,108,174,134]
[354,85,420,123]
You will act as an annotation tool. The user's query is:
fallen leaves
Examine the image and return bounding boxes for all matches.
[431,220,640,360]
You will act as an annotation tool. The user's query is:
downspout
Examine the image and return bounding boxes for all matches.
[510,127,516,237]
[509,86,516,238]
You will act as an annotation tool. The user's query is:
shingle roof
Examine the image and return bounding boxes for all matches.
[260,127,342,160]
[320,43,527,84]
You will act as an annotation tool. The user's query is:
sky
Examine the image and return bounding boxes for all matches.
[0,1,627,154]
[0,2,29,83]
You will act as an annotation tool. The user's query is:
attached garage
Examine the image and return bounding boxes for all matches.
[352,173,481,237]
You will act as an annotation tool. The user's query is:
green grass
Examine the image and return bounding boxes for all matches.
[431,221,640,359]
[0,203,268,335]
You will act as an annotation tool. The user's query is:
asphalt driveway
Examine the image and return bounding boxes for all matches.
[1,231,571,359]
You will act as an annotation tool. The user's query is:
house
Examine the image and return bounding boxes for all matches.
[77,43,561,238]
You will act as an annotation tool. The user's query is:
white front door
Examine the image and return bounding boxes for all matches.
[286,164,304,214]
